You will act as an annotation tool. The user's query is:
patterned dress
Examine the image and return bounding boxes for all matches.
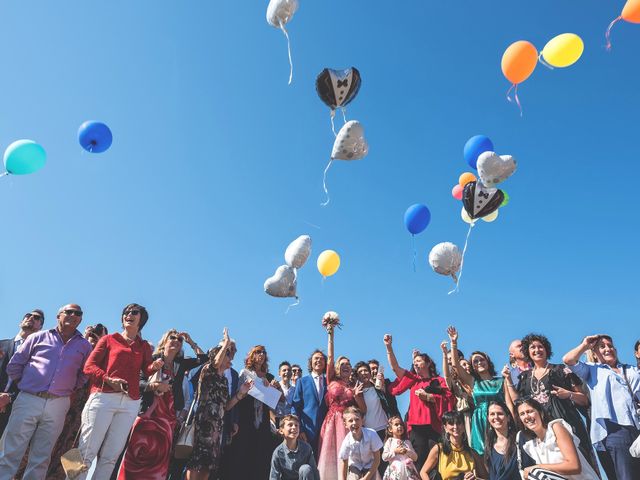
[382,438,421,480]
[317,380,356,480]
[186,365,228,475]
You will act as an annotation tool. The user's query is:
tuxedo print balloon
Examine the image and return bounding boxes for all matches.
[462,181,504,219]
[316,67,362,111]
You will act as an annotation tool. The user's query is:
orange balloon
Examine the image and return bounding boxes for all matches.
[458,172,476,187]
[622,0,640,23]
[501,41,538,85]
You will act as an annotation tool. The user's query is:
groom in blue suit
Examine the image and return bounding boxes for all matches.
[291,349,328,457]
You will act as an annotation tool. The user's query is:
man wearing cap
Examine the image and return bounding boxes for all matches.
[0,304,92,479]
[0,309,45,437]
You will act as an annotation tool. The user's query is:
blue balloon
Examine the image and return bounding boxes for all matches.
[404,204,431,235]
[78,121,113,153]
[464,135,494,170]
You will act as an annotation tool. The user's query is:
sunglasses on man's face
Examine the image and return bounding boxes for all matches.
[25,313,43,321]
[169,335,184,343]
[63,309,83,317]
[124,309,140,316]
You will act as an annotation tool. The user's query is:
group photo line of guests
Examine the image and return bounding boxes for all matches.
[0,306,639,480]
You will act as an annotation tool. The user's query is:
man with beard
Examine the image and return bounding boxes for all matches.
[0,309,45,437]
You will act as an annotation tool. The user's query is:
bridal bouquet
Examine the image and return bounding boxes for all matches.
[322,311,342,332]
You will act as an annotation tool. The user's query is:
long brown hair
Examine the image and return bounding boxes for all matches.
[245,345,269,374]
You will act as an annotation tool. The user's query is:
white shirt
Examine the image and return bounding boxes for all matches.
[311,372,324,400]
[224,368,233,396]
[338,427,383,470]
[363,386,388,431]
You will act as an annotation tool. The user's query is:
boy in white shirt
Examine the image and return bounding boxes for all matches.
[339,406,383,480]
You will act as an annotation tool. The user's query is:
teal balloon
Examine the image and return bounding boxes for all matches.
[3,140,46,175]
[501,191,510,207]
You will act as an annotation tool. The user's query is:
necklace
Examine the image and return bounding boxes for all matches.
[529,363,549,396]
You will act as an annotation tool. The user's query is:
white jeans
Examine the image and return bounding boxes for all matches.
[0,391,70,480]
[73,391,140,480]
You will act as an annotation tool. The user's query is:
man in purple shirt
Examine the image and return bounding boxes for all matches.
[0,303,92,480]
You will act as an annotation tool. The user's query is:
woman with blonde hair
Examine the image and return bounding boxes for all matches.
[117,329,207,478]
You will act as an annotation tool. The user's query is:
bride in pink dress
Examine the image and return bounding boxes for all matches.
[317,313,366,480]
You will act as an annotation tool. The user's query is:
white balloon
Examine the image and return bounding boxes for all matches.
[428,242,462,279]
[284,235,312,269]
[477,151,516,187]
[331,120,369,161]
[266,0,298,28]
[481,209,499,222]
[264,265,297,298]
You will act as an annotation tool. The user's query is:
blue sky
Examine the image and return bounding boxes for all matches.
[1,0,639,418]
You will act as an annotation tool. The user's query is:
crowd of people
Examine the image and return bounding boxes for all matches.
[0,306,639,480]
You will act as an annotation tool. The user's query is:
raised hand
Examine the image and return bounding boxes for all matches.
[447,326,458,342]
[582,335,600,350]
[440,341,448,353]
[240,379,253,395]
[383,334,392,347]
[353,382,364,396]
[151,358,164,372]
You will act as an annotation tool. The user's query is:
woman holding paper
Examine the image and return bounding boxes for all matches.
[233,344,280,479]
[185,329,251,480]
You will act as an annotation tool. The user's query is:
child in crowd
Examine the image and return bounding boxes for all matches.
[339,406,383,480]
[270,415,320,480]
[381,416,420,480]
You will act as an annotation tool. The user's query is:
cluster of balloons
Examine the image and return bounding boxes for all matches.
[606,0,640,50]
[501,33,583,114]
[317,68,368,205]
[1,121,112,179]
[266,0,299,84]
[264,234,312,299]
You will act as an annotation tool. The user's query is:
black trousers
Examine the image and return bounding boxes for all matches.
[409,424,440,471]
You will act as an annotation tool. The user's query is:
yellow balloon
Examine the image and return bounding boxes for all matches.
[317,250,340,277]
[458,172,476,187]
[460,207,474,224]
[541,33,584,68]
[481,209,499,222]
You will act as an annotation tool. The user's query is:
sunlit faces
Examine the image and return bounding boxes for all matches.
[280,364,292,381]
[488,404,508,430]
[443,418,464,438]
[311,352,326,373]
[459,359,471,374]
[413,355,432,375]
[509,340,525,362]
[21,311,44,332]
[337,358,352,380]
[471,353,489,373]
[368,362,379,378]
[279,418,299,440]
[291,365,302,382]
[595,337,617,365]
[122,308,141,330]
[356,366,371,384]
[517,402,541,432]
[343,411,363,434]
[528,340,548,363]
[388,417,405,437]
[57,304,83,331]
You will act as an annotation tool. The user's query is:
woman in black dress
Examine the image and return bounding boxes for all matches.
[504,333,597,470]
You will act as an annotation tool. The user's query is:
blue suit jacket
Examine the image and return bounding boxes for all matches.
[291,374,327,454]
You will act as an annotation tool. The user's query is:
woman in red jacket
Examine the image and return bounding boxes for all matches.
[384,334,455,471]
[76,303,163,480]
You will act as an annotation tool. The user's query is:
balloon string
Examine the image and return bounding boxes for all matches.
[330,110,337,136]
[285,297,300,314]
[538,54,554,70]
[605,16,621,51]
[278,20,294,85]
[321,159,333,206]
[448,221,475,295]
[506,83,523,117]
[341,107,347,124]
[411,235,417,273]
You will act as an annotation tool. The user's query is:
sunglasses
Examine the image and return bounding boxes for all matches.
[63,309,83,317]
[292,368,302,373]
[255,350,266,355]
[169,335,184,343]
[25,313,43,321]
[124,309,140,316]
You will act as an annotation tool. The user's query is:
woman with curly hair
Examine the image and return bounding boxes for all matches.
[507,333,597,471]
[447,326,505,455]
[232,344,280,478]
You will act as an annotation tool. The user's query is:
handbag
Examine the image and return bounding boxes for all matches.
[174,366,204,459]
[60,447,88,479]
[525,468,568,480]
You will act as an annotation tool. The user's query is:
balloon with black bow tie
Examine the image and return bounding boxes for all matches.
[266,0,299,84]
[316,67,362,134]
